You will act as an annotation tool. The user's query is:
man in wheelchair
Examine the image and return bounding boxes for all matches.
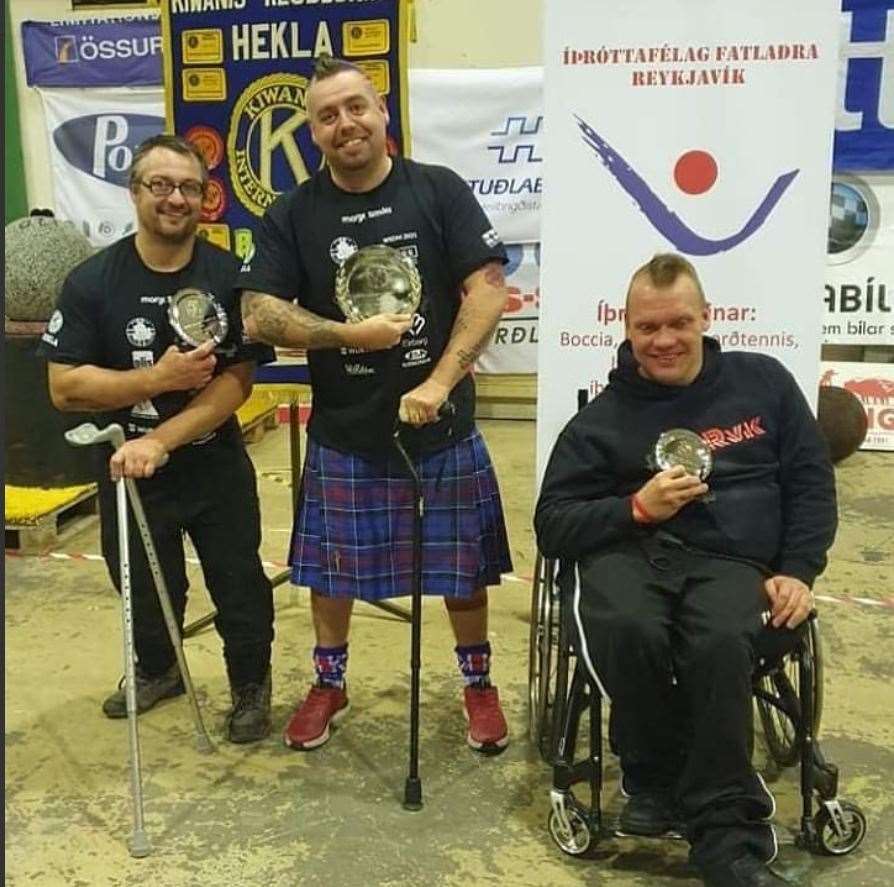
[534,254,837,887]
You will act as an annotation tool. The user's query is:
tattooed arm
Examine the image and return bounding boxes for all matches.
[241,290,411,351]
[398,261,507,425]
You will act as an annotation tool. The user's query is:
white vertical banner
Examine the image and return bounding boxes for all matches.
[409,68,544,245]
[37,86,164,248]
[537,1,840,476]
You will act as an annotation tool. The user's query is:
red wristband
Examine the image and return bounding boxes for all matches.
[631,493,657,524]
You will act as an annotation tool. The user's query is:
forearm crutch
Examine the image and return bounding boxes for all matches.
[65,422,152,857]
[66,423,213,754]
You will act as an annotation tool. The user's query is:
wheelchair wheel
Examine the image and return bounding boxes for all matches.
[756,618,824,768]
[813,801,867,855]
[528,555,567,762]
[548,807,593,856]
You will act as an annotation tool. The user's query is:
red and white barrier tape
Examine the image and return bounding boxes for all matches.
[5,548,289,571]
[4,552,892,611]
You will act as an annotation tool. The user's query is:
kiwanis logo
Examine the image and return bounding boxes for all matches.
[227,73,321,217]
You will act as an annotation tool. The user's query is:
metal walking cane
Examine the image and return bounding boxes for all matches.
[392,420,425,812]
[65,422,152,857]
[66,422,215,755]
[392,403,455,812]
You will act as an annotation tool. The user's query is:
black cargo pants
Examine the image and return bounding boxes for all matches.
[98,436,274,688]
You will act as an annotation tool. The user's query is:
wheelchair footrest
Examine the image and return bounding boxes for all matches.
[614,827,685,841]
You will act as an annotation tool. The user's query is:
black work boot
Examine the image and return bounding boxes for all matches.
[102,663,185,719]
[617,791,682,837]
[226,672,272,744]
[701,854,792,887]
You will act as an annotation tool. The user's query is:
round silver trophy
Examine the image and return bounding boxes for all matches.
[654,428,713,480]
[168,287,229,347]
[334,244,422,322]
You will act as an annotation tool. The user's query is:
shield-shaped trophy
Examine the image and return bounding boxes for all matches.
[334,244,422,322]
[653,428,713,480]
[168,287,229,348]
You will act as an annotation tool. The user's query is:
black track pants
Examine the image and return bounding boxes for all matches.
[573,534,798,869]
[99,438,274,687]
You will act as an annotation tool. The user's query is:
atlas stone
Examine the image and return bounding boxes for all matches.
[4,216,94,321]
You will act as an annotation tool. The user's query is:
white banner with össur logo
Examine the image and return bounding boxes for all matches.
[537,0,840,476]
[37,86,164,247]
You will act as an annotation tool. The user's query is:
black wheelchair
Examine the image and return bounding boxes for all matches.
[528,554,867,860]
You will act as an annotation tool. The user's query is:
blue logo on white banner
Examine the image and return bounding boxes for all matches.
[575,115,798,256]
[53,114,165,187]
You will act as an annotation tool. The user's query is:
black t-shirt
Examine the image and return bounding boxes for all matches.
[237,157,507,457]
[38,234,274,447]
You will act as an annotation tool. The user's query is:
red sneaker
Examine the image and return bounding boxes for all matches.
[283,685,349,750]
[463,685,509,754]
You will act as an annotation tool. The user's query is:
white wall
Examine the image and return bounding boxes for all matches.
[8,0,544,212]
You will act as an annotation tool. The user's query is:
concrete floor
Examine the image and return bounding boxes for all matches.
[5,418,894,886]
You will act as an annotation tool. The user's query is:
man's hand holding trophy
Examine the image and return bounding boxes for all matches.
[632,428,713,524]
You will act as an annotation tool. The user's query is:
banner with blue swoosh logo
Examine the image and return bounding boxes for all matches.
[536,0,840,476]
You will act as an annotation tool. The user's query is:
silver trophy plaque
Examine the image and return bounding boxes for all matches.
[654,428,713,480]
[168,287,229,347]
[334,244,422,322]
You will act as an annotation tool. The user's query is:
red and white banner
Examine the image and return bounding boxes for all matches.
[537,0,840,474]
[822,361,894,450]
[476,242,540,374]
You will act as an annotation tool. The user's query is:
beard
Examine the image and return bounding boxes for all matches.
[140,205,200,245]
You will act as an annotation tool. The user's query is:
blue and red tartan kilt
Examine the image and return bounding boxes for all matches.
[289,430,513,600]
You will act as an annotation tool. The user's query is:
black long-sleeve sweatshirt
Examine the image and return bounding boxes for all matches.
[534,338,837,586]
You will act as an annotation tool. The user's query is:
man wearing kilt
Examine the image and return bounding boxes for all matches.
[239,55,513,753]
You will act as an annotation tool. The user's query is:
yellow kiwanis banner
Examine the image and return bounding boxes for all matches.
[160,0,411,258]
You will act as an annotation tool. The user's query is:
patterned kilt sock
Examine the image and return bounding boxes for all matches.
[455,641,492,688]
[313,644,348,689]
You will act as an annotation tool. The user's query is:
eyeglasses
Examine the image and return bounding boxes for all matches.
[140,178,205,200]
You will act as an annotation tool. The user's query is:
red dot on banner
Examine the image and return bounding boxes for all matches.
[673,150,718,195]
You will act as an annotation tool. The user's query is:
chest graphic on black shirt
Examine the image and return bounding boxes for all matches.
[329,229,432,376]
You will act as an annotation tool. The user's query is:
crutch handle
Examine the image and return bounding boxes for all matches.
[64,421,126,450]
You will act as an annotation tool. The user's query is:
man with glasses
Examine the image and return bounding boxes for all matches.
[39,134,276,744]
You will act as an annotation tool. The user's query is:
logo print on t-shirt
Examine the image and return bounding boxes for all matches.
[130,350,159,420]
[329,236,358,265]
[48,310,64,334]
[125,317,156,348]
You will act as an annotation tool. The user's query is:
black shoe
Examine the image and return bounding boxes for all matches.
[617,791,682,837]
[701,854,792,887]
[226,672,272,744]
[102,664,185,719]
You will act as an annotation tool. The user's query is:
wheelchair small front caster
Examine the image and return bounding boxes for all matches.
[548,806,594,856]
[813,800,867,855]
